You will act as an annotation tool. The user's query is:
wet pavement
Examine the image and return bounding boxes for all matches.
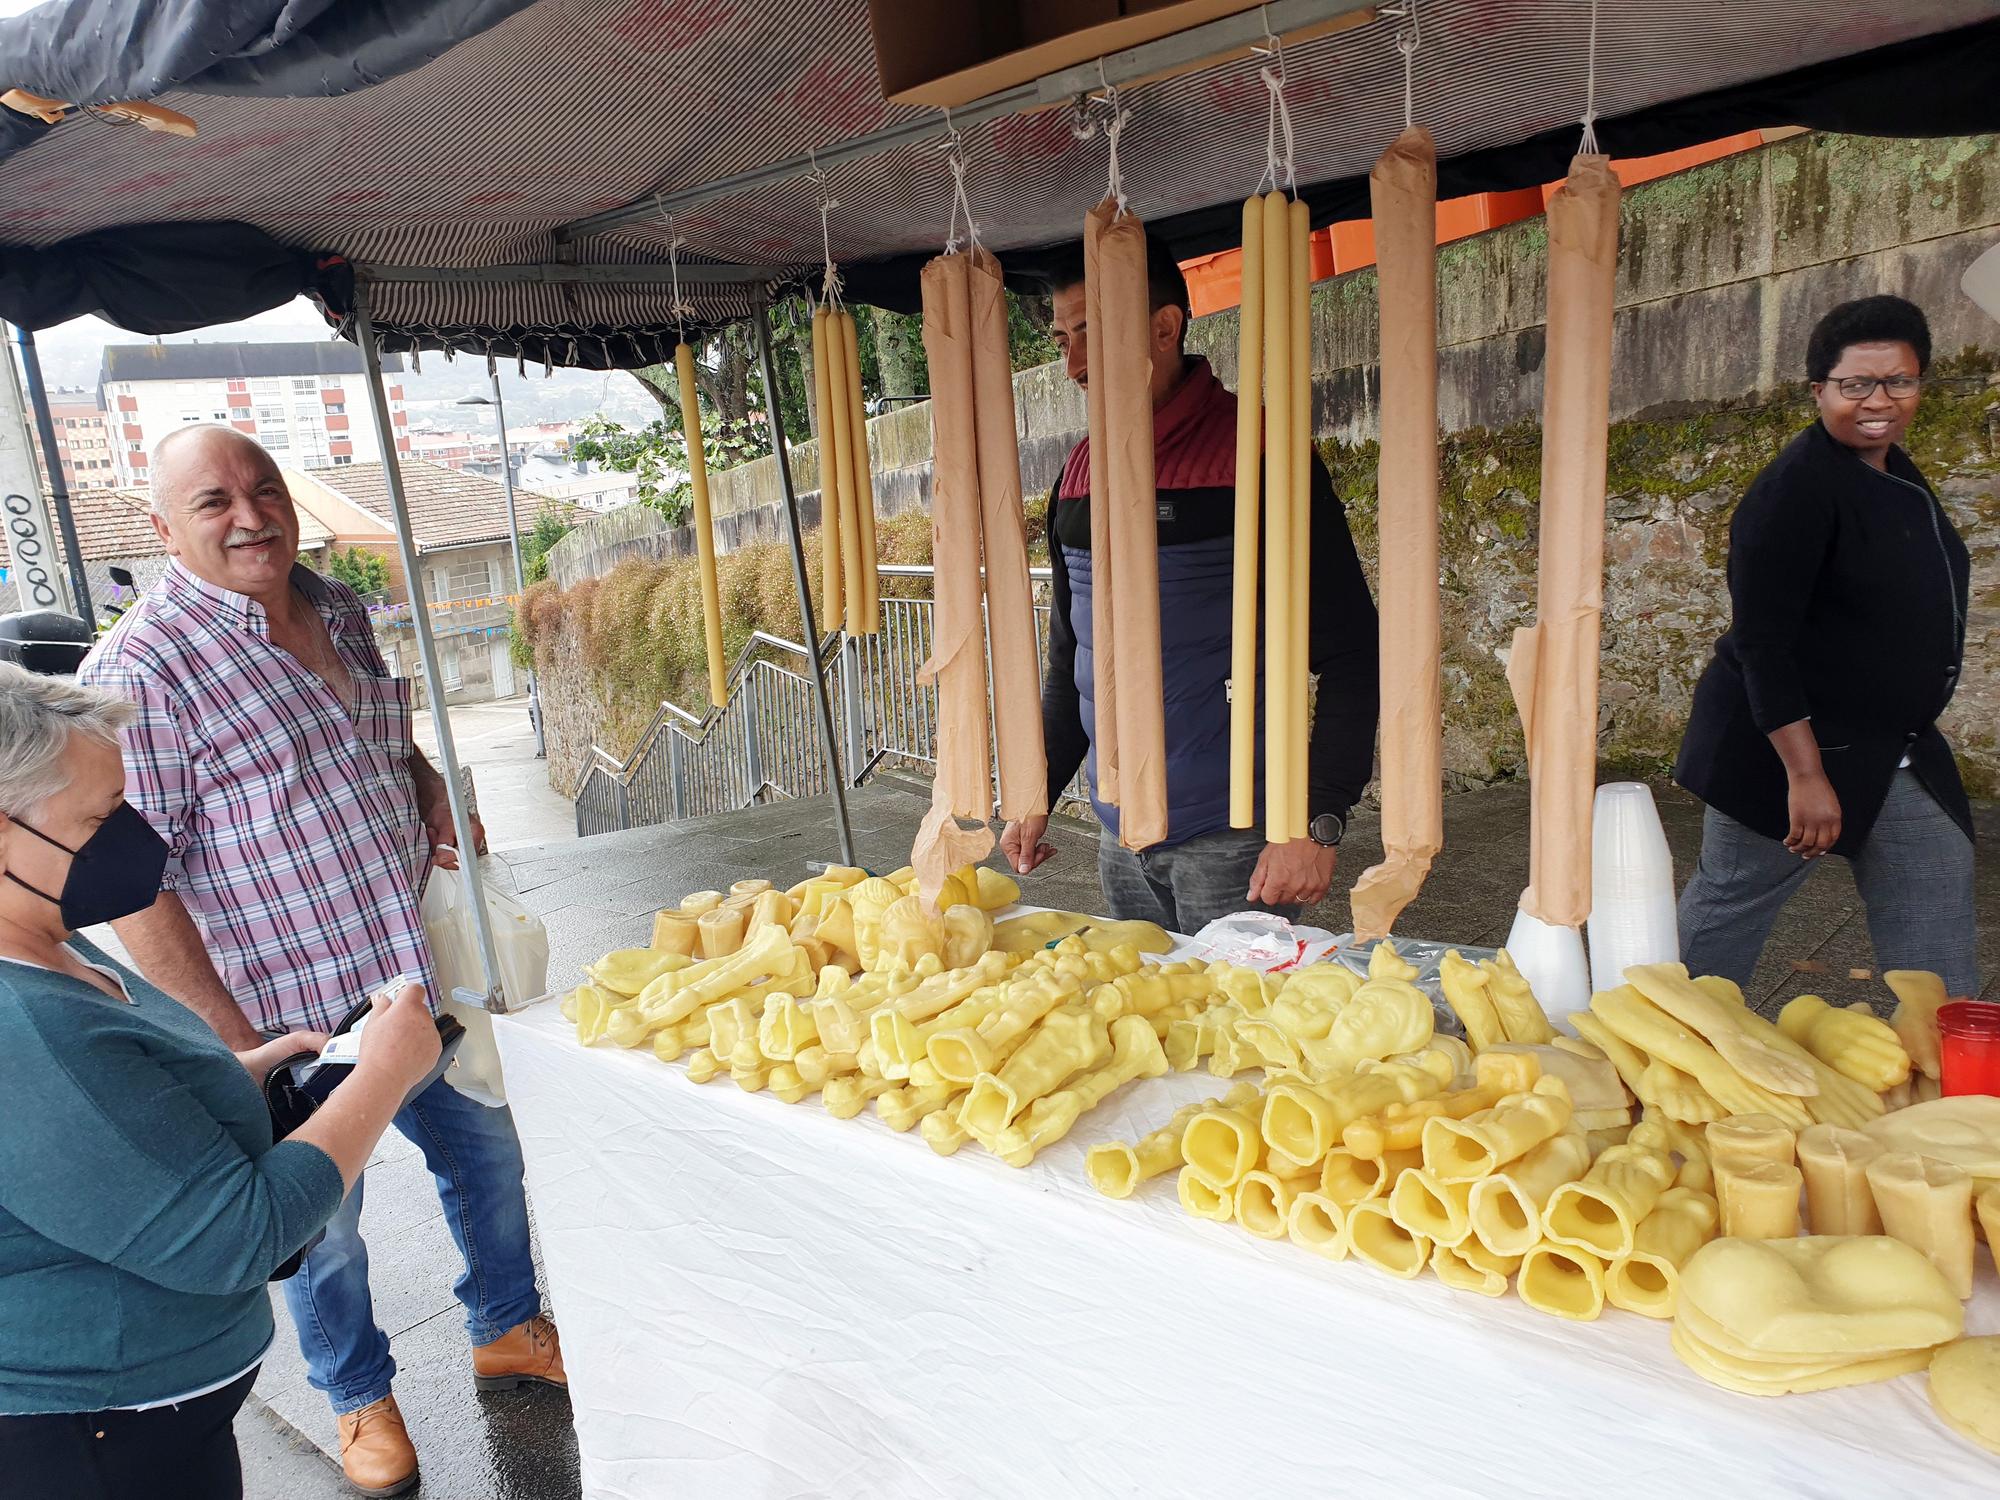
[234,772,1998,1498]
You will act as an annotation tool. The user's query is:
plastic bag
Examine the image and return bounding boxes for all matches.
[421,868,549,1107]
[1184,912,1342,973]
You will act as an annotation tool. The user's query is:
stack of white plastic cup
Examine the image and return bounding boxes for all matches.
[1505,905,1592,1019]
[1587,781,1679,997]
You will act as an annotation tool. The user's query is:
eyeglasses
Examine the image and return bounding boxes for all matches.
[1827,375,1920,400]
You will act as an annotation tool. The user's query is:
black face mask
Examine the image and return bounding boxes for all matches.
[7,801,169,930]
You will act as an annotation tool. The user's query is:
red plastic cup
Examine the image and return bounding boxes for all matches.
[1938,1001,2000,1097]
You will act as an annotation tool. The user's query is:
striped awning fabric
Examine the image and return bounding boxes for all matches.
[1,0,1995,367]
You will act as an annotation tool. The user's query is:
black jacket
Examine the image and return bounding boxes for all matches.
[1674,419,1971,855]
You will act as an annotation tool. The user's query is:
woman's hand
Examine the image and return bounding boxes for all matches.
[356,982,442,1094]
[235,1031,329,1087]
[1785,772,1843,858]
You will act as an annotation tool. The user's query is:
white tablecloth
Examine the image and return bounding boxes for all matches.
[495,1001,1999,1499]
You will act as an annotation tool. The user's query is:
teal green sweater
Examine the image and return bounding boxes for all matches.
[0,939,344,1414]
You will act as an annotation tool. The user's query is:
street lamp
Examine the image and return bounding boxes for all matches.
[458,380,545,757]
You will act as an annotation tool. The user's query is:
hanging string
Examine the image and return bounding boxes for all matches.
[940,108,981,255]
[808,147,843,309]
[663,208,695,341]
[1579,0,1601,156]
[1386,1,1421,131]
[1088,59,1135,217]
[1254,16,1297,197]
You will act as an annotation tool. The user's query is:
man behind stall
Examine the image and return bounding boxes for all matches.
[1001,244,1379,933]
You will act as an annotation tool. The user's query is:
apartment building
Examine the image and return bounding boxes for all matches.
[98,341,408,486]
[39,388,118,489]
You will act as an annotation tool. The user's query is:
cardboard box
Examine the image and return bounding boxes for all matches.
[865,0,1270,109]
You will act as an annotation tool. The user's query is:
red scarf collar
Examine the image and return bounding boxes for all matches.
[1057,356,1238,501]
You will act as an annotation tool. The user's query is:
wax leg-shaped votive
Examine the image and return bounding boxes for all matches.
[1466,1129,1590,1257]
[1087,1082,1258,1199]
[1236,1166,1318,1239]
[1389,1167,1475,1247]
[960,1008,1109,1139]
[1542,1142,1677,1259]
[1182,1097,1268,1192]
[1712,1154,1803,1240]
[1287,1191,1351,1260]
[1346,1199,1432,1279]
[1433,1241,1509,1298]
[823,1073,892,1119]
[877,1081,959,1133]
[1264,1062,1442,1171]
[1796,1123,1885,1236]
[1423,1077,1574,1181]
[1706,1113,1797,1169]
[1865,1151,1976,1300]
[684,1046,722,1083]
[1518,1242,1607,1321]
[1320,1146,1421,1207]
[1604,1186,1719,1319]
[1178,1164,1234,1221]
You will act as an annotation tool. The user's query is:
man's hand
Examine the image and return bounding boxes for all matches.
[410,752,486,869]
[1000,815,1057,876]
[235,1030,330,1087]
[1784,772,1842,859]
[1247,839,1337,908]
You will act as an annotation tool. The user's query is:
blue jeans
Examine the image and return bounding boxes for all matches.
[1097,824,1301,934]
[282,1075,542,1415]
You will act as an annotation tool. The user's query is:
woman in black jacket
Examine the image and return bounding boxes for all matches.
[1675,295,1976,994]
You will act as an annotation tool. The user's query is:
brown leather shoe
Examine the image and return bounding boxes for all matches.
[336,1394,418,1497]
[472,1314,567,1392]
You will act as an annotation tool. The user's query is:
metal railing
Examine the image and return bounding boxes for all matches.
[575,564,1083,835]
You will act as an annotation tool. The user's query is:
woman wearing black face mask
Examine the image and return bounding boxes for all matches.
[0,666,443,1499]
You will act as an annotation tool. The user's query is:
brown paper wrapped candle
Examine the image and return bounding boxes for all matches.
[917,252,993,820]
[1351,126,1444,938]
[1087,198,1167,850]
[968,247,1047,819]
[1508,155,1621,928]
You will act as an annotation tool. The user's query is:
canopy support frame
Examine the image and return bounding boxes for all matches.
[353,278,512,1012]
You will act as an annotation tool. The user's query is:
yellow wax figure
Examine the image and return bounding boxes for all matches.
[998,237,1380,934]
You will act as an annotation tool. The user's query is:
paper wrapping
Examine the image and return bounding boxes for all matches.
[1228,195,1265,829]
[1082,209,1120,805]
[675,342,728,707]
[839,310,882,634]
[1259,190,1295,843]
[911,791,997,915]
[1286,196,1312,844]
[810,309,844,629]
[917,252,993,821]
[1088,199,1168,851]
[1510,155,1621,928]
[968,246,1048,820]
[1351,127,1444,940]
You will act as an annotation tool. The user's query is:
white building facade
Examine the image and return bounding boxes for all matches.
[99,342,409,486]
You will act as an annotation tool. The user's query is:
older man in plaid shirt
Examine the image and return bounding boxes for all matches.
[82,426,562,1497]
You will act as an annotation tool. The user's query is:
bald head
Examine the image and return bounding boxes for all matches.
[147,425,300,606]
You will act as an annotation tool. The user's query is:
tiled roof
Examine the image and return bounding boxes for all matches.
[100,341,403,383]
[0,486,333,569]
[303,461,586,552]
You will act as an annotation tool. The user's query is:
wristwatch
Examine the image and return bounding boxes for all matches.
[1308,812,1345,848]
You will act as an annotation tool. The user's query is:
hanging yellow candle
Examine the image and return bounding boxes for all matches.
[838,309,881,634]
[810,308,843,629]
[1229,195,1265,830]
[675,341,727,706]
[1260,189,1294,844]
[1287,195,1312,842]
[823,310,866,635]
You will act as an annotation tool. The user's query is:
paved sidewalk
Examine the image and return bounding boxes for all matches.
[415,694,577,852]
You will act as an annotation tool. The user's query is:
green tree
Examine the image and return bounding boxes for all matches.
[325,546,389,596]
[520,508,576,586]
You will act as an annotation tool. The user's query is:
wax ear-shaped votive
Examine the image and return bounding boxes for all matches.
[1865,1152,1976,1300]
[1389,1167,1474,1247]
[1706,1113,1797,1168]
[1346,1199,1431,1278]
[1236,1166,1318,1239]
[1286,1191,1350,1260]
[1422,1077,1573,1181]
[1713,1154,1803,1239]
[1432,1240,1509,1297]
[1796,1123,1886,1236]
[1178,1164,1234,1221]
[1604,1186,1719,1319]
[1518,1242,1607,1321]
[1320,1146,1420,1206]
[1466,1129,1591,1257]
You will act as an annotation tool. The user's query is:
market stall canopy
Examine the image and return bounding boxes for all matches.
[2,0,1998,368]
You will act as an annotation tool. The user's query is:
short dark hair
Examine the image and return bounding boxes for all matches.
[1806,295,1931,382]
[1041,238,1193,348]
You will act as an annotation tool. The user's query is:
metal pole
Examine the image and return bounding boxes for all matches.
[751,290,855,867]
[485,364,545,756]
[352,285,511,1012]
[8,325,91,619]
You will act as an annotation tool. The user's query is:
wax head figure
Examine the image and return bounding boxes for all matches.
[1000,242,1380,935]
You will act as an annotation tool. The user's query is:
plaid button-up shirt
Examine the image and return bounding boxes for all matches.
[81,562,435,1033]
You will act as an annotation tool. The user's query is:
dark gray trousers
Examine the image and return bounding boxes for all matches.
[1097,824,1302,935]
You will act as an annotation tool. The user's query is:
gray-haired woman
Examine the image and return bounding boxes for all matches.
[0,664,442,1500]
